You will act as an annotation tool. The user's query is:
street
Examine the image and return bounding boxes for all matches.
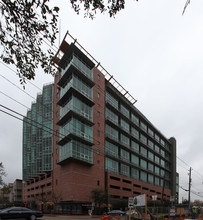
[41,215,101,220]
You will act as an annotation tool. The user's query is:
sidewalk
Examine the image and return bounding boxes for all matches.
[43,214,101,220]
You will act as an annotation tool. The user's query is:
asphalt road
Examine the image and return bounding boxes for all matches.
[41,215,101,220]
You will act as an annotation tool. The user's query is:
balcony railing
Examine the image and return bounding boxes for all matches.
[61,54,93,81]
[60,81,93,102]
[60,104,93,122]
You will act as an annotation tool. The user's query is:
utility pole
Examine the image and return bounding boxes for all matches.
[188,167,192,211]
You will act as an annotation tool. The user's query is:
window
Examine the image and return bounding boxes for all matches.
[97,111,100,117]
[155,177,159,186]
[97,130,100,136]
[120,134,130,146]
[120,149,130,161]
[97,122,100,127]
[155,134,160,142]
[131,141,139,152]
[155,155,160,164]
[140,121,147,132]
[131,168,139,180]
[160,149,165,157]
[97,141,100,145]
[105,92,118,109]
[140,134,147,145]
[140,171,147,182]
[121,118,130,132]
[160,169,165,177]
[155,145,159,153]
[105,125,119,141]
[61,95,93,121]
[59,140,93,164]
[131,113,139,125]
[120,104,129,118]
[105,141,118,157]
[97,93,100,98]
[105,158,119,173]
[148,163,154,172]
[160,159,165,167]
[131,154,139,165]
[98,74,100,80]
[97,149,100,155]
[140,146,147,156]
[70,74,93,100]
[120,163,130,176]
[160,139,165,146]
[148,151,154,161]
[105,108,118,124]
[140,159,147,169]
[148,174,154,184]
[148,128,154,137]
[148,140,154,149]
[131,127,139,139]
[154,166,160,175]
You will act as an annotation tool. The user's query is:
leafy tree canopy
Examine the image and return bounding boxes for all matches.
[0,0,59,85]
[0,0,134,85]
[91,188,108,208]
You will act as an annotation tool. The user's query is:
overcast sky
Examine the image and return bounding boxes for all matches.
[1,0,203,202]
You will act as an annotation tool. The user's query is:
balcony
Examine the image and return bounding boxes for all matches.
[58,105,93,126]
[58,84,94,107]
[58,55,94,87]
[58,141,93,165]
[58,126,93,146]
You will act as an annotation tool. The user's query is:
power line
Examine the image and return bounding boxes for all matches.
[1,22,203,187]
[0,103,172,184]
[0,60,42,91]
[0,73,36,100]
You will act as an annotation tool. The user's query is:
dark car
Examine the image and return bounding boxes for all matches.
[0,207,43,220]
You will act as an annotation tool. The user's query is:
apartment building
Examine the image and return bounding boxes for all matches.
[22,34,178,213]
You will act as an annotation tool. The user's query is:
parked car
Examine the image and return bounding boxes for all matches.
[105,210,126,216]
[0,206,43,220]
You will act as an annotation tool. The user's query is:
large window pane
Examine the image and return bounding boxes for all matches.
[105,125,119,141]
[120,149,130,161]
[131,154,139,165]
[105,141,118,157]
[106,92,118,109]
[106,108,118,124]
[131,168,139,180]
[105,157,119,173]
[121,118,130,132]
[131,141,139,152]
[140,159,147,169]
[120,134,130,147]
[120,163,130,177]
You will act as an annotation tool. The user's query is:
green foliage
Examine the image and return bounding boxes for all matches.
[70,0,129,18]
[91,188,108,208]
[0,162,6,187]
[0,0,134,84]
[0,0,59,85]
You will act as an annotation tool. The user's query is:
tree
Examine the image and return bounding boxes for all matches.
[0,162,6,187]
[70,0,138,18]
[0,0,59,86]
[0,0,139,85]
[91,188,108,208]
